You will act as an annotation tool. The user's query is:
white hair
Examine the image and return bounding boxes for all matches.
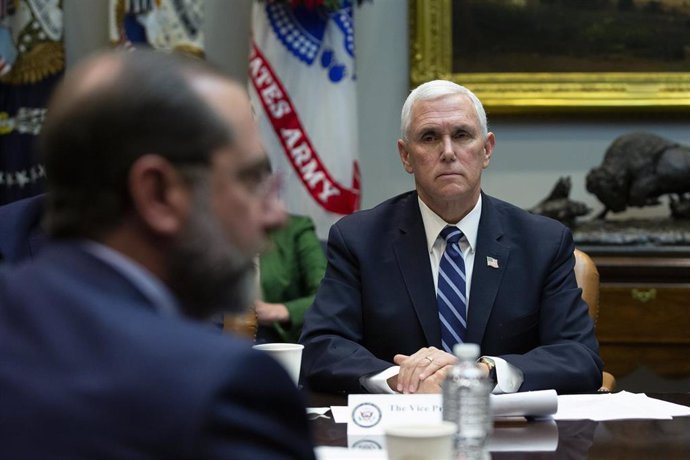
[400,80,488,140]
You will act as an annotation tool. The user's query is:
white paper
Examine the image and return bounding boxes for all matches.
[554,391,690,421]
[331,405,350,423]
[307,407,330,415]
[491,389,558,418]
[307,407,331,420]
[641,394,690,417]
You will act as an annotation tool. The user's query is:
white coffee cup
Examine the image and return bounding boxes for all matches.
[252,343,304,385]
[384,421,457,460]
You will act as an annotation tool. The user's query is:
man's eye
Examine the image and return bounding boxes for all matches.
[238,170,267,191]
[421,133,436,142]
[453,131,468,139]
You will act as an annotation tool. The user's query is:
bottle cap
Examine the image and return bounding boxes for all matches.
[453,343,480,361]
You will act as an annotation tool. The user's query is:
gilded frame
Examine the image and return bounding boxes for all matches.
[409,0,690,114]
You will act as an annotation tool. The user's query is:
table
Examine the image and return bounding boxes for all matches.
[307,393,690,459]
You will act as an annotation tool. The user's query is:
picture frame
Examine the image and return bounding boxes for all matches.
[409,0,690,114]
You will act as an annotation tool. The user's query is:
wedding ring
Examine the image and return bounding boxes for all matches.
[424,356,434,364]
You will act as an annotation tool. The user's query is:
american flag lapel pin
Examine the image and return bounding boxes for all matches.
[486,256,499,269]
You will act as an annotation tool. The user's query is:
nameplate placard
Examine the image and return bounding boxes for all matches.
[347,394,443,435]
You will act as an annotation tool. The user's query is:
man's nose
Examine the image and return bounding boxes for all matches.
[440,135,455,161]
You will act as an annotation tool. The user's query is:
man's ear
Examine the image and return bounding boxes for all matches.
[397,139,414,174]
[482,132,496,169]
[128,155,191,236]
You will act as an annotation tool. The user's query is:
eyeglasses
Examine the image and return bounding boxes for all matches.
[175,156,283,200]
[237,167,282,199]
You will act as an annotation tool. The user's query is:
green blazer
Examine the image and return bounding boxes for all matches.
[259,215,327,343]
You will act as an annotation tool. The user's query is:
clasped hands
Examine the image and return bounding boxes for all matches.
[387,346,491,394]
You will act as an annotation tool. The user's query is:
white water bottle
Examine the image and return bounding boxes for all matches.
[442,343,493,452]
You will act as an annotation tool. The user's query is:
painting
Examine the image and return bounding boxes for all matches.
[409,0,690,113]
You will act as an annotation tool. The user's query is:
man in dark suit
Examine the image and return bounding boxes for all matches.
[0,50,316,459]
[300,80,603,396]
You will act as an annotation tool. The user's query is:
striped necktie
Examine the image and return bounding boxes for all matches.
[437,226,467,353]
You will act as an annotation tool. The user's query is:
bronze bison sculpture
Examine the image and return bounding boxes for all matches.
[586,132,690,219]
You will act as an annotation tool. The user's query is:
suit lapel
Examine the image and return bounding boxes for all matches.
[466,194,510,345]
[392,194,440,346]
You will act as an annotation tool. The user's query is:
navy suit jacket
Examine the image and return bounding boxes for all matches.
[0,194,46,264]
[300,191,603,394]
[0,243,315,459]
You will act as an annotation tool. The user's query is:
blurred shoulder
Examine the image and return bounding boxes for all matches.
[0,194,45,220]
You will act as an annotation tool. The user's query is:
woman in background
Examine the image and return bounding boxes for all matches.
[254,214,327,343]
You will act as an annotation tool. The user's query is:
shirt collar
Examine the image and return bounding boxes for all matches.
[81,240,180,316]
[418,194,482,254]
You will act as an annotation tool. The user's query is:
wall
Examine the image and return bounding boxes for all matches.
[64,0,690,220]
[353,0,690,221]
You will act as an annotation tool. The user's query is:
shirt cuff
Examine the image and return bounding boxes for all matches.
[485,356,523,394]
[359,366,400,394]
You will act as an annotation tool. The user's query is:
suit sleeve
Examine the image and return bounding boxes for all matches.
[500,227,604,393]
[299,222,396,394]
[199,350,316,460]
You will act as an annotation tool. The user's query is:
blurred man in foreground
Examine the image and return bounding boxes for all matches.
[0,50,315,459]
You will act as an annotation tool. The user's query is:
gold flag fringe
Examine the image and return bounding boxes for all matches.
[0,42,64,85]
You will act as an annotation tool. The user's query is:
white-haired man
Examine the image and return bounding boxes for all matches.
[300,80,602,395]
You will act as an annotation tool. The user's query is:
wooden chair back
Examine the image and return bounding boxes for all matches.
[574,248,616,392]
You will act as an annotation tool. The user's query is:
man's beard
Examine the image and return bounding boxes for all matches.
[167,185,258,320]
